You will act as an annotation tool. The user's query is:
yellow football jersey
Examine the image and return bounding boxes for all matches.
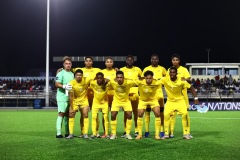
[136,79,161,101]
[72,67,101,80]
[69,77,91,105]
[160,76,191,102]
[90,80,110,104]
[142,65,166,80]
[101,69,116,80]
[110,80,135,102]
[167,66,190,79]
[120,66,142,80]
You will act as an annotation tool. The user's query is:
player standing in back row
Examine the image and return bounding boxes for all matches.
[120,55,142,137]
[142,54,166,138]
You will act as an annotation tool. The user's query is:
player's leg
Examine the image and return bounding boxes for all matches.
[135,109,144,139]
[144,106,151,137]
[56,101,67,138]
[183,89,192,137]
[152,105,161,140]
[130,93,139,137]
[121,111,127,138]
[79,111,84,137]
[158,98,165,138]
[169,111,177,138]
[81,106,90,139]
[102,93,113,138]
[110,103,119,139]
[101,103,109,138]
[177,100,191,140]
[91,104,99,137]
[162,102,175,139]
[87,88,99,135]
[63,104,70,137]
[136,100,146,139]
[123,102,133,140]
[66,108,77,139]
[110,111,118,139]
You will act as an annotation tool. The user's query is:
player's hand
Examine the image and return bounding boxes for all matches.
[62,84,72,90]
[194,99,199,105]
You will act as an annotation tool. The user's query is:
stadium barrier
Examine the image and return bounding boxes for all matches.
[0,89,240,108]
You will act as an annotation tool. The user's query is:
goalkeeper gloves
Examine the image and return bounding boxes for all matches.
[62,84,72,90]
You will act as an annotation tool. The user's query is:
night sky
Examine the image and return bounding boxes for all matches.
[1,0,240,76]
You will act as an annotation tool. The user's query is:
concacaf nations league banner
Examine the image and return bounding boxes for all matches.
[189,102,240,111]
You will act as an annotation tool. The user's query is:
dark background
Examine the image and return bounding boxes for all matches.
[1,0,240,76]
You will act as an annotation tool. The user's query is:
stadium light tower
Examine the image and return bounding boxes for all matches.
[206,48,211,63]
[45,0,50,107]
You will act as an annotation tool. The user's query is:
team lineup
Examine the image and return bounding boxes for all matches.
[55,54,200,140]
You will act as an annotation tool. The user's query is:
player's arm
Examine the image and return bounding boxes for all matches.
[69,91,74,111]
[55,81,72,90]
[56,68,63,75]
[189,85,199,105]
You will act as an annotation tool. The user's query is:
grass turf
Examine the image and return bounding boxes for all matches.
[0,110,240,160]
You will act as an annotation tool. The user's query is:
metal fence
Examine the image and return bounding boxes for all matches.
[0,88,240,107]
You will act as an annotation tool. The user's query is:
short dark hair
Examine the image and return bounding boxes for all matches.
[144,70,154,77]
[74,69,83,76]
[171,54,181,60]
[126,55,134,60]
[169,66,177,73]
[96,72,104,77]
[151,54,159,59]
[84,56,93,61]
[116,70,124,76]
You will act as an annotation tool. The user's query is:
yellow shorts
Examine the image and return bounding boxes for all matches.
[138,99,159,110]
[92,102,109,114]
[156,88,164,100]
[111,100,132,112]
[72,99,89,110]
[164,99,187,116]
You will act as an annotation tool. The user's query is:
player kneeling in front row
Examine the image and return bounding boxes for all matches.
[90,72,110,138]
[160,67,199,140]
[109,71,135,140]
[66,69,91,139]
[135,70,162,140]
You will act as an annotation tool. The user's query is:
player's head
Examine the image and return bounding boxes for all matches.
[126,55,134,67]
[116,70,124,85]
[169,67,178,80]
[84,56,93,68]
[63,56,72,71]
[105,57,114,69]
[171,54,181,67]
[144,70,154,84]
[96,72,105,85]
[150,54,159,66]
[74,69,83,81]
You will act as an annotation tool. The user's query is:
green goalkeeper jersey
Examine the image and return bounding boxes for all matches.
[56,69,74,101]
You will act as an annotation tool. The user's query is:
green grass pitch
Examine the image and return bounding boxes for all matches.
[0,110,240,160]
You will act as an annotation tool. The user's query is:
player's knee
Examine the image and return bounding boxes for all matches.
[138,111,144,117]
[58,112,65,117]
[69,111,76,118]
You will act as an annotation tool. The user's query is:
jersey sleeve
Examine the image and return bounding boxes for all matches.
[55,71,63,83]
[162,66,167,76]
